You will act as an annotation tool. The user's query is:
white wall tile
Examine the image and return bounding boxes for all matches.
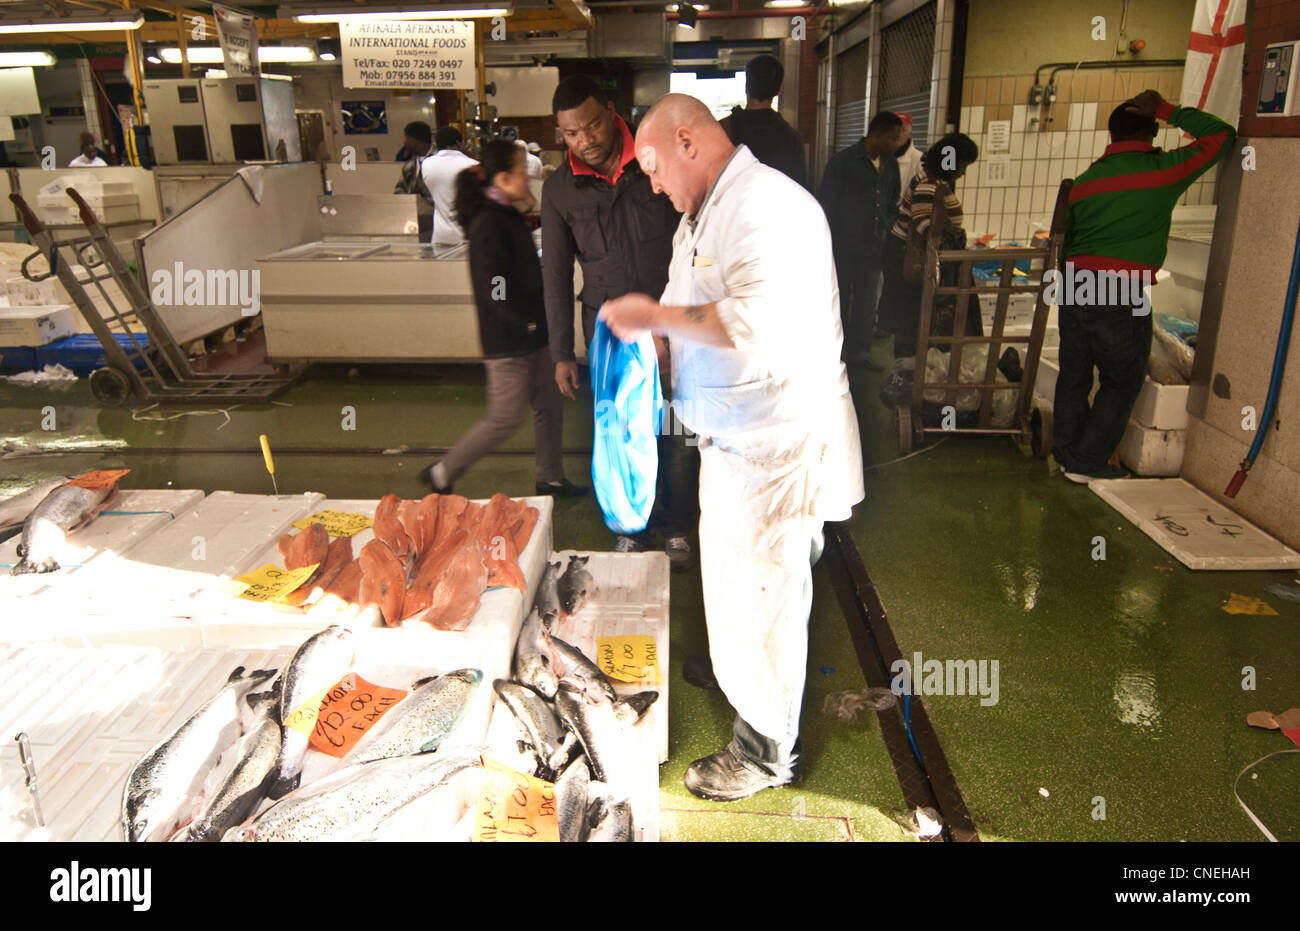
[1048,158,1064,181]
[1083,102,1098,129]
[1068,102,1083,132]
[1065,132,1080,158]
[1031,188,1046,213]
[1010,133,1024,158]
[1049,132,1066,157]
[989,189,1004,213]
[959,106,970,132]
[1033,161,1049,186]
[970,105,984,131]
[1094,131,1109,156]
[1012,104,1028,133]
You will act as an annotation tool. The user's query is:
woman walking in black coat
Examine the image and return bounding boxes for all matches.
[422,139,586,497]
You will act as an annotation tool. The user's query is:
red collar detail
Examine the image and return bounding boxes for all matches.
[1102,140,1158,157]
[568,114,636,184]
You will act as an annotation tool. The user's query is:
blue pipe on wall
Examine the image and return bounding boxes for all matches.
[1225,215,1300,498]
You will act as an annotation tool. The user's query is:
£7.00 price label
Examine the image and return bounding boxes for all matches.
[228,563,319,602]
[307,673,408,757]
[473,756,558,843]
[292,510,373,538]
[597,635,661,684]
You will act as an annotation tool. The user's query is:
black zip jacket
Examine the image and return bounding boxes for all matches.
[819,140,902,263]
[721,106,808,189]
[540,155,679,364]
[465,199,549,359]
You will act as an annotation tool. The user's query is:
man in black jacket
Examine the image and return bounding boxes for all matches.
[541,76,696,564]
[720,54,807,189]
[819,111,904,370]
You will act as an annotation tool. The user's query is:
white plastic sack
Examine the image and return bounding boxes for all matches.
[923,347,1017,427]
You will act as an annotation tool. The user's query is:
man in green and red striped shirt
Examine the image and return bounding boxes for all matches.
[1052,89,1234,482]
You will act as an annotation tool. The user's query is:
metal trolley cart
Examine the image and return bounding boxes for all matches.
[895,179,1072,455]
[9,189,296,407]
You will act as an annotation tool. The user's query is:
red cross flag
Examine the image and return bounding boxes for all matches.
[1179,0,1246,125]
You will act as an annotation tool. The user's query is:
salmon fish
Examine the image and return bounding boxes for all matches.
[12,472,127,575]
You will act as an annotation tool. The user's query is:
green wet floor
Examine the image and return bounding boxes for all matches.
[2,358,1297,842]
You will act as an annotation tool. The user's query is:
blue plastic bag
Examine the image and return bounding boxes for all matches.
[589,317,662,535]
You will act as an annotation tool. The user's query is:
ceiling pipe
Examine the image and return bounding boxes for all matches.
[668,8,825,20]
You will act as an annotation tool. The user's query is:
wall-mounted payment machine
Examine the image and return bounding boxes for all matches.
[142,79,211,163]
[200,76,301,162]
[1257,41,1299,117]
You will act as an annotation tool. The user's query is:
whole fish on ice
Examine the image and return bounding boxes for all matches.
[12,470,129,574]
[555,755,592,843]
[344,668,483,765]
[493,679,570,779]
[223,753,481,842]
[267,625,355,799]
[556,554,594,616]
[548,636,617,703]
[122,665,276,842]
[0,475,72,531]
[553,679,657,787]
[185,682,284,842]
[513,608,558,699]
[585,792,634,843]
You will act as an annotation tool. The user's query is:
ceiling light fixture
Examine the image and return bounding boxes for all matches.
[294,5,512,23]
[160,46,316,64]
[0,51,57,66]
[678,3,698,28]
[0,12,144,34]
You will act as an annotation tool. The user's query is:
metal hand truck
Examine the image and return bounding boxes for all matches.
[895,178,1072,455]
[9,189,297,407]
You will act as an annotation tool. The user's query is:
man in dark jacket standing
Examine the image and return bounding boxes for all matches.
[542,75,696,565]
[819,112,904,370]
[720,54,807,189]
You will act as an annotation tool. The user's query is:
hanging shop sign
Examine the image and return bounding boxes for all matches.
[213,4,260,77]
[341,19,475,91]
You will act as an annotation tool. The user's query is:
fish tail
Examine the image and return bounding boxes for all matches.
[264,771,300,800]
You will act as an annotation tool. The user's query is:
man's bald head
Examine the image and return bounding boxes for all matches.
[635,93,735,216]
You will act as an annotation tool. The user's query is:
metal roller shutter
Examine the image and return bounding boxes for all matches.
[879,2,937,148]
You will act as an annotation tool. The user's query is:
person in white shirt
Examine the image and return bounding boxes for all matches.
[522,141,544,180]
[421,126,479,246]
[601,94,864,801]
[894,113,924,183]
[69,132,108,168]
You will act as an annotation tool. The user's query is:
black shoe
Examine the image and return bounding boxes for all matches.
[535,479,589,498]
[682,653,720,690]
[664,535,692,573]
[683,746,797,802]
[420,464,453,494]
[1062,463,1131,484]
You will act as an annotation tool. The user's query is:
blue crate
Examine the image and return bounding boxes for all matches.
[0,346,39,371]
[34,333,151,376]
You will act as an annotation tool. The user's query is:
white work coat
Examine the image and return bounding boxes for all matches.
[421,148,478,246]
[659,145,864,750]
[663,145,864,523]
[69,154,107,167]
[897,142,924,185]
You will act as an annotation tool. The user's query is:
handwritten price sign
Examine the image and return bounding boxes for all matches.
[473,756,558,843]
[229,563,319,602]
[597,635,661,684]
[307,673,408,757]
[292,510,374,538]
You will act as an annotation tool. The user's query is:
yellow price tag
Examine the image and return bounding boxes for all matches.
[473,756,559,843]
[229,563,319,603]
[292,510,374,538]
[596,635,661,684]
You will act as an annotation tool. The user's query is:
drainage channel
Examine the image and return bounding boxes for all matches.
[822,521,980,843]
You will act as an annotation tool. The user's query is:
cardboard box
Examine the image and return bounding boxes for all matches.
[0,304,77,347]
[1118,421,1186,476]
[1131,377,1190,430]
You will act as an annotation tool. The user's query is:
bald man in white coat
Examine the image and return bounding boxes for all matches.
[601,94,864,800]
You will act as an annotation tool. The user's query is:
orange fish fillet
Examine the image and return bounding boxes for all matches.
[373,494,412,560]
[423,535,487,631]
[279,522,329,571]
[359,539,407,626]
[402,528,468,621]
[510,507,539,555]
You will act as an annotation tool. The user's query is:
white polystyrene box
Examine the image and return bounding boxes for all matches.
[6,277,60,307]
[1131,377,1190,430]
[1118,422,1186,476]
[0,303,76,347]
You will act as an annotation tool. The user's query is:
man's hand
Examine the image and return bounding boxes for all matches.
[600,293,661,343]
[555,361,581,401]
[1125,90,1165,119]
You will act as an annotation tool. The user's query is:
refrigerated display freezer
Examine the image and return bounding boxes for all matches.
[256,240,587,364]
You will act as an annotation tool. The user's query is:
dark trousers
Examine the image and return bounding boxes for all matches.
[1052,302,1153,474]
[652,399,700,537]
[836,257,881,362]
